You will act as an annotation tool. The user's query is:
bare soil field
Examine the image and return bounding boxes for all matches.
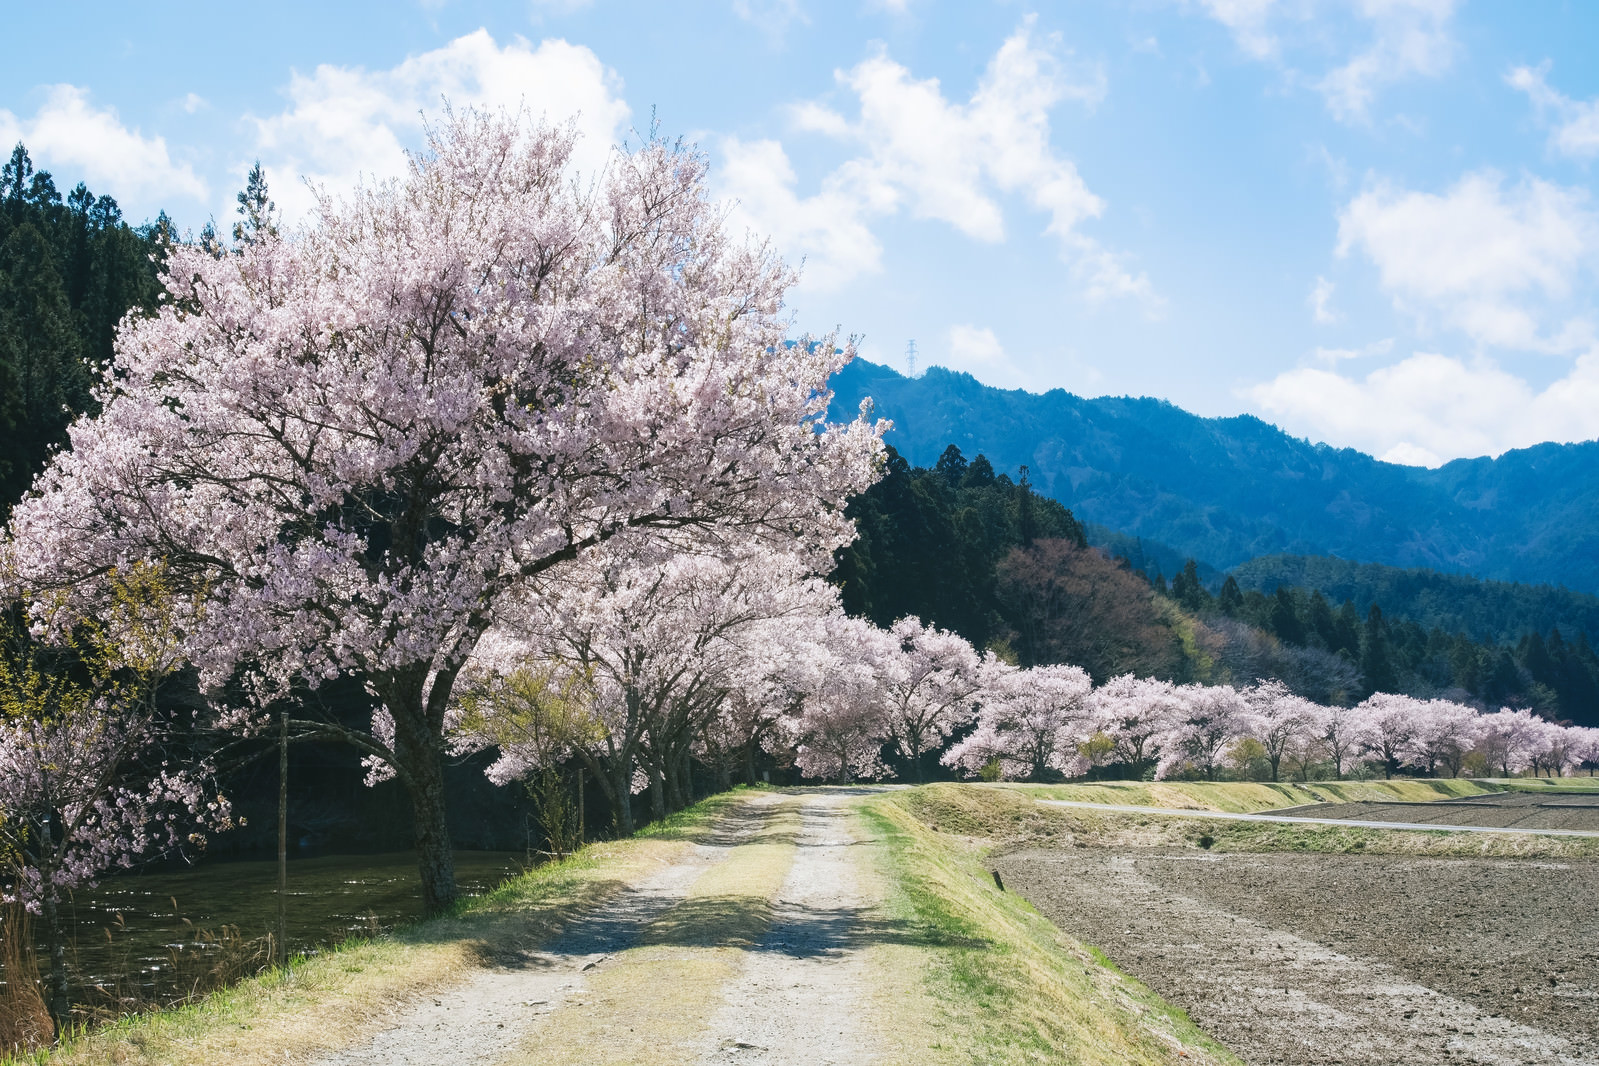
[1282,790,1599,832]
[997,846,1599,1065]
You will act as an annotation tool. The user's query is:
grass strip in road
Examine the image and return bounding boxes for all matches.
[14,790,762,1066]
[1005,778,1494,813]
[495,798,801,1066]
[859,789,1241,1066]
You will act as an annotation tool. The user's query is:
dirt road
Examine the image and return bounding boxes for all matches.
[313,791,906,1066]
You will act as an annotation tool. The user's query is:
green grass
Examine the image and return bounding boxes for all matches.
[859,791,1241,1066]
[1002,778,1496,813]
[1483,776,1599,792]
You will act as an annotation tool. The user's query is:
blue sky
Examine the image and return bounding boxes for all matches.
[4,1,1598,466]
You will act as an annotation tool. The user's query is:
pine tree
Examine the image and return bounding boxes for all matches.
[0,222,88,505]
[233,162,277,246]
[1360,604,1398,696]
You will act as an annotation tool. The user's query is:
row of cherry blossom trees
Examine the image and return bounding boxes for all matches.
[0,109,885,918]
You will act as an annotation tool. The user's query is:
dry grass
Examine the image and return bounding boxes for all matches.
[23,791,760,1066]
[495,798,802,1066]
[907,783,1599,861]
[858,790,1239,1066]
[0,901,51,1058]
[1005,778,1494,813]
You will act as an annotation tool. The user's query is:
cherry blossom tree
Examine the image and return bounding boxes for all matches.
[1569,726,1599,776]
[1157,684,1248,781]
[1240,679,1318,783]
[1087,674,1185,775]
[0,566,228,1031]
[3,112,882,913]
[1476,707,1544,777]
[1355,693,1428,777]
[880,617,984,783]
[1412,698,1481,778]
[1526,719,1576,778]
[1315,701,1367,779]
[460,542,834,833]
[943,661,1093,781]
[783,614,894,784]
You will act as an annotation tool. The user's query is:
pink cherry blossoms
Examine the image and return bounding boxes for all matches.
[2,109,883,913]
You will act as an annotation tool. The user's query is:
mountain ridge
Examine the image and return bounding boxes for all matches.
[828,359,1599,594]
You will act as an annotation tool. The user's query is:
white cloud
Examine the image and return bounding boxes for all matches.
[736,20,1152,305]
[1337,169,1598,351]
[1310,275,1338,323]
[249,29,629,223]
[733,0,807,42]
[1192,0,1457,124]
[180,93,208,114]
[1507,63,1599,160]
[1316,0,1456,123]
[1310,337,1392,364]
[1246,349,1599,465]
[943,325,1029,390]
[1195,0,1280,60]
[0,85,207,215]
[718,136,882,290]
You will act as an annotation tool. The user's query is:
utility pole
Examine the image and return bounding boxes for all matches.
[905,339,917,379]
[277,705,288,965]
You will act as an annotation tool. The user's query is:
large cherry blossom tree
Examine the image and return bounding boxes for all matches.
[2,111,882,913]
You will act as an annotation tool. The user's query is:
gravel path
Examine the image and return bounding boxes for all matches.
[311,791,896,1066]
[313,797,784,1066]
[691,792,886,1066]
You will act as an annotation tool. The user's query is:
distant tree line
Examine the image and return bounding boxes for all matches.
[0,145,169,511]
[834,445,1599,727]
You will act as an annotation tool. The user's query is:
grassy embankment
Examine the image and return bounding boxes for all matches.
[901,781,1599,860]
[1486,776,1599,792]
[5,791,763,1066]
[1004,777,1495,813]
[857,791,1240,1066]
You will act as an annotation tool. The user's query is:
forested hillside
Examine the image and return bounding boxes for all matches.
[830,359,1599,594]
[836,447,1599,725]
[1229,555,1599,647]
[0,145,167,509]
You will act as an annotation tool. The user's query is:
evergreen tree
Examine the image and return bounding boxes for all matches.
[0,222,88,503]
[1268,587,1304,645]
[1217,575,1243,616]
[1016,464,1037,547]
[1360,604,1398,695]
[232,162,277,246]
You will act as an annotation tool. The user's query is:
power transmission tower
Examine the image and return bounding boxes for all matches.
[905,339,918,378]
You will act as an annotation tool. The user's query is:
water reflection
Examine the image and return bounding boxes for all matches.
[58,851,527,990]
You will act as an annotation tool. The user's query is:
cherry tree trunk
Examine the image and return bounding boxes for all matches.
[390,711,457,917]
[743,741,758,787]
[604,763,635,837]
[647,762,666,822]
[39,888,69,1036]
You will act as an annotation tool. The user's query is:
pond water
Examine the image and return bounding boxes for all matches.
[32,851,528,1004]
